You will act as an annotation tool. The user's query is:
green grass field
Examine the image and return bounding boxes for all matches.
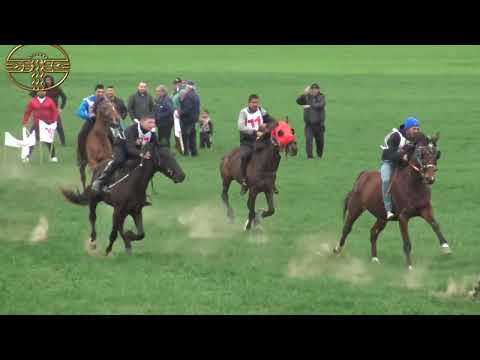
[1,45,479,314]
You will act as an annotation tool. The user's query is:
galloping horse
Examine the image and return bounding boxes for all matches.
[220,120,298,231]
[334,133,450,269]
[61,142,185,255]
[78,96,120,190]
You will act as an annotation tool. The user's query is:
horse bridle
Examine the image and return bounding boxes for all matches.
[409,145,437,174]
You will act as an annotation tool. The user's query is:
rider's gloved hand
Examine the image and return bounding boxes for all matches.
[140,151,151,160]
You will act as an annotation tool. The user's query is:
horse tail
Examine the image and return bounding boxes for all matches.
[60,187,90,206]
[343,171,367,220]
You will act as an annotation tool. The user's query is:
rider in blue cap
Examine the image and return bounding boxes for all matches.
[379,117,421,220]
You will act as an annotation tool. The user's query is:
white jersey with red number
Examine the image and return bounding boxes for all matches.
[244,109,263,131]
[238,107,268,134]
[137,122,152,146]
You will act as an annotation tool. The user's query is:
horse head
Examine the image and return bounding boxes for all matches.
[409,132,441,185]
[271,118,298,156]
[150,143,186,183]
[93,96,121,127]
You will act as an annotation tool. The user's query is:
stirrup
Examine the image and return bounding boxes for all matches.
[91,180,102,193]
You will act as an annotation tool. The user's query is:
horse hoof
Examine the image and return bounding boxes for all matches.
[244,219,250,232]
[89,241,97,250]
[407,265,413,271]
[441,244,452,255]
[125,248,132,256]
[371,257,380,264]
[333,245,342,255]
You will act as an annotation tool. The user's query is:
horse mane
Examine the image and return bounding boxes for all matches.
[92,96,106,114]
[414,132,429,146]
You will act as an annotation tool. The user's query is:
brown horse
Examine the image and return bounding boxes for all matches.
[78,96,120,190]
[334,133,450,269]
[61,142,185,255]
[220,120,298,231]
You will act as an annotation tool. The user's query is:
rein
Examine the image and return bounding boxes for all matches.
[106,144,150,190]
[106,163,142,190]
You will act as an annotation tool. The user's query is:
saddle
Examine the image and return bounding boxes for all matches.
[95,158,152,206]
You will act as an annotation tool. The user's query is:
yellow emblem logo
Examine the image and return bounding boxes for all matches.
[5,45,71,91]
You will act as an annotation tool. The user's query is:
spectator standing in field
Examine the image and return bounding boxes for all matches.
[296,83,327,159]
[128,82,154,124]
[178,81,201,156]
[153,85,174,148]
[30,75,67,146]
[199,109,214,149]
[106,85,128,129]
[23,89,59,162]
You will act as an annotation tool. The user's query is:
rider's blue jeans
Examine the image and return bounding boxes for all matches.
[380,160,394,213]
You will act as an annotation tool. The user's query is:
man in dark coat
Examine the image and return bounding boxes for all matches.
[153,85,174,148]
[106,85,128,129]
[296,83,327,159]
[128,82,154,124]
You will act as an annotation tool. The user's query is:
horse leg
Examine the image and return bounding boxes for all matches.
[117,215,133,255]
[80,162,87,191]
[221,178,234,222]
[420,207,451,255]
[106,209,127,256]
[124,210,145,242]
[261,190,275,219]
[370,218,387,263]
[244,189,258,232]
[334,200,364,255]
[398,212,413,270]
[88,200,99,250]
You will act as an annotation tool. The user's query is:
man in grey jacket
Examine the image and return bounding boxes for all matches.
[128,82,154,124]
[179,81,200,156]
[296,83,326,159]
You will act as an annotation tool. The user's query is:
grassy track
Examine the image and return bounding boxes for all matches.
[0,45,479,314]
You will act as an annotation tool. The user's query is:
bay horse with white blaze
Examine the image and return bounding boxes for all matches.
[334,133,450,269]
[61,142,185,255]
[220,120,298,231]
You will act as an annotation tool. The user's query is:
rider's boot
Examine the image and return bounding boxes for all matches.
[240,158,249,196]
[91,160,115,194]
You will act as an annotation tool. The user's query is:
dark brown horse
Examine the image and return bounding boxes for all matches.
[61,142,185,255]
[220,120,298,231]
[78,96,120,191]
[334,133,450,269]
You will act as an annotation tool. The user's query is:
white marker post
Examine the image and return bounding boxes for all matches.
[39,120,57,162]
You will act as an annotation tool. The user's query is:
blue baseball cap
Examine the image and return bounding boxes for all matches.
[404,117,420,129]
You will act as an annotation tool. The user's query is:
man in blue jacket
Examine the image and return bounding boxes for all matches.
[76,84,105,165]
[153,85,174,148]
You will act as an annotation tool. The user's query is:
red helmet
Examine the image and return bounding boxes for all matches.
[271,121,296,147]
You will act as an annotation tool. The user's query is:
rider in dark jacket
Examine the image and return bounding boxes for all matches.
[91,115,158,193]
